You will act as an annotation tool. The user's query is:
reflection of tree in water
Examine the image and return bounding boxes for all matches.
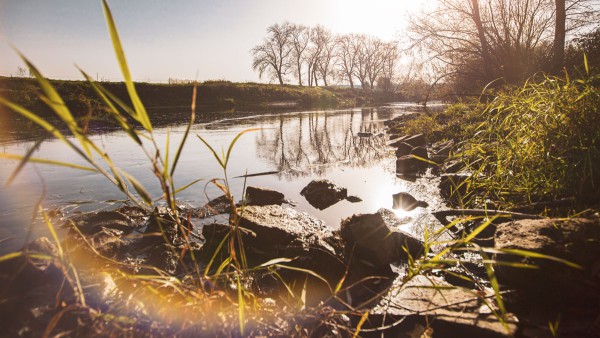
[255,109,393,179]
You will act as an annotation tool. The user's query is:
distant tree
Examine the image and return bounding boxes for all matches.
[15,66,27,77]
[289,24,310,86]
[335,34,360,88]
[315,28,336,86]
[251,22,294,85]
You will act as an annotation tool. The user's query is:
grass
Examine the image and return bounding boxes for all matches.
[396,68,600,212]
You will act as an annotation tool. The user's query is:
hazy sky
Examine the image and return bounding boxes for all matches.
[0,0,424,83]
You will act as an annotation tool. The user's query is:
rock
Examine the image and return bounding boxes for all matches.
[202,205,346,305]
[366,275,518,337]
[245,186,285,206]
[389,135,410,147]
[410,146,429,160]
[494,218,600,307]
[193,194,233,218]
[65,210,140,235]
[403,134,426,148]
[396,155,428,176]
[394,142,414,157]
[346,195,363,203]
[432,139,455,158]
[338,212,424,267]
[300,179,348,210]
[144,208,195,245]
[392,192,428,211]
[439,173,471,200]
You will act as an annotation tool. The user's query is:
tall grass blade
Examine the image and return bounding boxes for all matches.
[79,69,142,144]
[120,170,153,206]
[170,82,197,176]
[4,138,44,187]
[224,128,260,167]
[101,0,152,131]
[353,311,370,338]
[0,153,96,173]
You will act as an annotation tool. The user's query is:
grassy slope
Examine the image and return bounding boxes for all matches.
[0,77,395,118]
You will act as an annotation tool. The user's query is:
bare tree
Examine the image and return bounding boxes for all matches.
[335,34,359,88]
[289,24,310,86]
[251,22,294,85]
[316,28,337,86]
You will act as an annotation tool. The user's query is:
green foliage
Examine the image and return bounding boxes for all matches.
[458,73,600,208]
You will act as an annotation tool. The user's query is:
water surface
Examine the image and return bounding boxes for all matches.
[0,105,444,253]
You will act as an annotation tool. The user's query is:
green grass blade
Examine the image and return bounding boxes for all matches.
[120,170,153,206]
[172,178,204,195]
[102,0,152,131]
[4,138,44,187]
[224,128,260,167]
[0,251,23,263]
[79,69,142,144]
[14,51,90,155]
[196,134,225,168]
[0,153,97,173]
[170,83,197,177]
[236,274,245,335]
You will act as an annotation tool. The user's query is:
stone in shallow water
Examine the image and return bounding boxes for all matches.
[245,186,285,206]
[392,192,428,211]
[300,179,348,210]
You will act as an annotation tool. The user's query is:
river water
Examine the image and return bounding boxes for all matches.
[0,104,445,254]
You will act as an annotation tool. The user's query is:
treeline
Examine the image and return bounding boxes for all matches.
[251,22,399,90]
[408,0,600,91]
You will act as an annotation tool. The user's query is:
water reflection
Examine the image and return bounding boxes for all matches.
[255,109,392,178]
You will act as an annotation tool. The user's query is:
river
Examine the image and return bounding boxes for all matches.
[0,104,445,254]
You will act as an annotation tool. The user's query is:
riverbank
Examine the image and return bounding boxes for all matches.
[0,76,399,117]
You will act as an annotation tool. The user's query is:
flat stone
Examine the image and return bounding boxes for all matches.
[245,186,285,206]
[367,275,518,337]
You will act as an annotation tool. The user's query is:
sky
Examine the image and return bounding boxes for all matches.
[0,0,424,83]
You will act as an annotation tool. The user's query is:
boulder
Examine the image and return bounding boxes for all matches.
[202,205,346,305]
[403,134,426,148]
[389,135,410,147]
[394,142,414,157]
[300,179,348,210]
[396,155,428,176]
[65,210,141,235]
[494,218,600,306]
[438,173,471,200]
[365,275,518,337]
[410,146,429,160]
[346,195,363,203]
[338,212,424,267]
[245,186,285,206]
[392,192,428,211]
[144,208,195,245]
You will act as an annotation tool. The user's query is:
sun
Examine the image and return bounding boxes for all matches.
[329,0,425,40]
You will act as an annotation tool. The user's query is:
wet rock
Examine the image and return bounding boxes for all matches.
[410,146,429,160]
[365,275,518,337]
[392,192,429,211]
[394,142,413,157]
[338,212,424,267]
[396,155,428,176]
[300,179,348,210]
[192,194,233,218]
[144,208,195,245]
[346,195,363,203]
[65,210,141,235]
[245,186,285,206]
[388,135,410,147]
[87,228,125,257]
[403,133,426,148]
[494,218,600,306]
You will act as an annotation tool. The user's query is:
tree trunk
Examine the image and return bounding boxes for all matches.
[297,58,303,86]
[552,0,566,72]
[471,0,493,80]
[277,71,284,85]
